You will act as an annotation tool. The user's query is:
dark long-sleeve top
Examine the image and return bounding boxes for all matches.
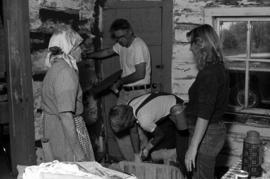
[185,63,230,125]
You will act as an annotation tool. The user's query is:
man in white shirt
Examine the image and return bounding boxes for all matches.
[83,18,151,104]
[83,19,151,161]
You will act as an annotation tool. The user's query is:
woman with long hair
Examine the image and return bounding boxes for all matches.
[184,24,230,179]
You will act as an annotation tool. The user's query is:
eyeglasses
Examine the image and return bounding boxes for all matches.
[114,34,127,41]
[111,30,130,41]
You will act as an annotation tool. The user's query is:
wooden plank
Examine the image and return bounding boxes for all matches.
[204,7,270,25]
[149,45,162,90]
[162,0,173,93]
[104,1,162,9]
[205,7,270,18]
[0,28,5,73]
[3,0,35,174]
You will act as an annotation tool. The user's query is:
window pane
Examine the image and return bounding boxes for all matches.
[220,21,247,59]
[249,61,270,72]
[249,68,270,109]
[251,21,270,59]
[228,62,270,109]
[228,69,246,107]
[225,58,245,71]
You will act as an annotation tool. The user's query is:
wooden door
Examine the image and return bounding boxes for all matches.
[101,0,172,159]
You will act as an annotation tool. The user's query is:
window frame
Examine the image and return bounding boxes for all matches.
[204,7,270,116]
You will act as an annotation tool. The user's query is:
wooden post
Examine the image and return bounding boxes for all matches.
[162,0,173,93]
[3,0,36,174]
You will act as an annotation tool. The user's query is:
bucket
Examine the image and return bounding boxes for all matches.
[118,161,185,179]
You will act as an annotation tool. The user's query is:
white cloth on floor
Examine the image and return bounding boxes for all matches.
[22,161,101,179]
[20,160,137,179]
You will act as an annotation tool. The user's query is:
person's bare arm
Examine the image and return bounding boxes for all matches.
[59,112,86,161]
[138,127,148,150]
[83,47,116,60]
[141,126,165,160]
[122,62,146,84]
[129,124,141,162]
[130,124,140,153]
[112,62,146,91]
[185,117,208,171]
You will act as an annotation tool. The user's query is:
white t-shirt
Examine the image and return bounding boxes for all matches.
[113,37,151,87]
[129,93,177,133]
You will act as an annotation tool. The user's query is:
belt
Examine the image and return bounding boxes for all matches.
[123,84,151,91]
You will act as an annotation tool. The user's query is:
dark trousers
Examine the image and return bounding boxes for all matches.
[153,117,176,150]
[141,117,176,162]
[153,116,189,175]
[189,122,226,179]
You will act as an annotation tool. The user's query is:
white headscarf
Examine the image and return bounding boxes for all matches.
[45,28,83,71]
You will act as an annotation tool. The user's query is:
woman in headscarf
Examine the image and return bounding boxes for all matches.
[41,27,95,161]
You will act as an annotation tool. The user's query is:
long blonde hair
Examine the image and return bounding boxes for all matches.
[187,24,224,69]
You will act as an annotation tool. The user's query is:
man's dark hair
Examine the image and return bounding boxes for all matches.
[110,18,132,32]
[109,105,133,134]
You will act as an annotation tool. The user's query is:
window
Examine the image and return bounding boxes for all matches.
[205,7,270,116]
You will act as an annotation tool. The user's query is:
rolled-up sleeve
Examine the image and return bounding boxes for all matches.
[132,42,150,65]
[138,115,157,133]
[197,71,218,120]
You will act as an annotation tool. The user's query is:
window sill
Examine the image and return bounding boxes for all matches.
[224,109,270,128]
